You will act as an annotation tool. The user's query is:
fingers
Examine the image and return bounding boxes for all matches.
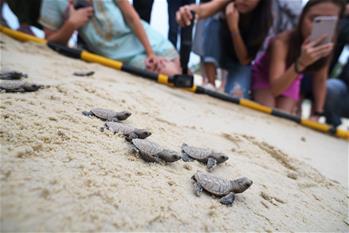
[176,5,193,27]
[68,0,75,12]
[145,56,159,71]
[312,43,333,59]
[83,6,94,17]
[306,35,327,48]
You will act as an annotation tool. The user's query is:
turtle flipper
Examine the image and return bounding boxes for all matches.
[182,152,193,162]
[110,117,120,122]
[125,132,138,142]
[193,180,203,197]
[207,157,217,172]
[82,111,93,117]
[219,192,235,206]
[139,151,161,163]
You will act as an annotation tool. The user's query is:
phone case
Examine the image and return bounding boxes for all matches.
[309,16,338,44]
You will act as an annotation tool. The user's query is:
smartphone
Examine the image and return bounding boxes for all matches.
[309,16,338,45]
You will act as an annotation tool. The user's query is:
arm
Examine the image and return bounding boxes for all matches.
[225,3,250,65]
[269,38,299,96]
[44,21,77,44]
[195,0,230,19]
[176,0,230,27]
[44,0,93,44]
[116,0,154,58]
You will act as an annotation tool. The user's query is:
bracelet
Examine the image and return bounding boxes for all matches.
[294,59,304,74]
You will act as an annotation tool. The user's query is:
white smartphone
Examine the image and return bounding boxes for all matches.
[309,16,338,45]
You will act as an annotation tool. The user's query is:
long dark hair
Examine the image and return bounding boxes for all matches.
[239,0,273,59]
[286,0,346,73]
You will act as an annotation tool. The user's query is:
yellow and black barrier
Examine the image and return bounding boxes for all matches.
[1,25,348,140]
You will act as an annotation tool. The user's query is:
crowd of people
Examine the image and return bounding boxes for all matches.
[0,0,348,127]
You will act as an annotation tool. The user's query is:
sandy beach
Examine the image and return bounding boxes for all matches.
[0,34,348,232]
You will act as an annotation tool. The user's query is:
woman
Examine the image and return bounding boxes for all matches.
[176,0,272,98]
[39,0,181,76]
[252,0,345,116]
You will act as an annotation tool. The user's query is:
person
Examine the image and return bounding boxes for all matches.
[39,0,181,76]
[324,58,349,127]
[0,0,42,35]
[133,0,154,24]
[252,0,345,115]
[176,0,272,98]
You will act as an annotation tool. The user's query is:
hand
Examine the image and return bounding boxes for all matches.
[67,0,93,29]
[176,4,197,27]
[145,54,161,72]
[297,36,334,71]
[225,2,239,32]
[156,59,182,76]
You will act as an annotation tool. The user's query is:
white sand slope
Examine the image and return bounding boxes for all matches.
[0,34,348,232]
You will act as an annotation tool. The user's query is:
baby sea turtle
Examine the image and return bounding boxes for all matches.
[181,143,229,171]
[131,138,181,163]
[0,80,43,93]
[0,70,28,80]
[82,108,131,121]
[103,121,151,141]
[192,171,253,206]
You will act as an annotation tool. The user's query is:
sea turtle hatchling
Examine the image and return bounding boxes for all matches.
[192,171,253,206]
[82,108,131,121]
[0,80,43,93]
[181,143,229,171]
[0,70,28,80]
[102,121,151,141]
[131,138,181,163]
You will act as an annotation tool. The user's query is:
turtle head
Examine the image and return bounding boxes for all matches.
[117,111,132,120]
[231,177,253,193]
[135,129,152,139]
[24,83,43,92]
[159,150,181,163]
[213,152,229,163]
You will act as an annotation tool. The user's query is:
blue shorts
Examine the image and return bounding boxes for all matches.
[196,16,252,98]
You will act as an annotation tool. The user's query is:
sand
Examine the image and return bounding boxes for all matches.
[0,34,348,232]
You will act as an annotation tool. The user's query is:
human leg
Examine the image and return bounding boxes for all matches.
[133,0,154,23]
[167,0,180,47]
[276,96,297,113]
[253,89,276,108]
[203,62,217,87]
[324,79,348,126]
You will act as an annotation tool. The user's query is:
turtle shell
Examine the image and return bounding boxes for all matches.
[132,139,163,156]
[182,144,212,161]
[91,108,115,120]
[0,81,41,92]
[194,171,232,196]
[105,122,134,134]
